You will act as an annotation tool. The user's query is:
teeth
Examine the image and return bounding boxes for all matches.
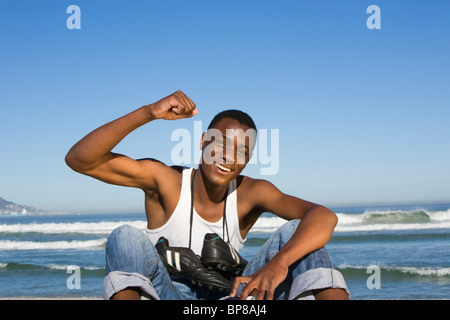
[215,163,231,172]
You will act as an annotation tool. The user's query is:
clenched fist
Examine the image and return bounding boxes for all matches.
[147,90,198,120]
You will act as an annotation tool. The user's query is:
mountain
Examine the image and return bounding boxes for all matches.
[0,196,56,215]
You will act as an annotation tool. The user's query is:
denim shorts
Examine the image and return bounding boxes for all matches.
[103,220,349,300]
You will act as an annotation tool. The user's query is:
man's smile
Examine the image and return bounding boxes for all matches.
[214,162,232,174]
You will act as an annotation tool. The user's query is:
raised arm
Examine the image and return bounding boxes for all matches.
[65,90,197,190]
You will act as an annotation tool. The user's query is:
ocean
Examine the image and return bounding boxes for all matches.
[0,203,449,299]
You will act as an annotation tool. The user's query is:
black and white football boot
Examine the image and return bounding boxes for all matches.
[200,233,248,279]
[155,237,232,292]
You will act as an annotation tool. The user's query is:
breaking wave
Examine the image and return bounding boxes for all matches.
[0,207,449,244]
[335,208,450,232]
[0,220,146,235]
[0,239,107,250]
[337,263,450,279]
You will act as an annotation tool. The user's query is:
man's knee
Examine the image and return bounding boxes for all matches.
[105,224,152,273]
[109,224,141,241]
[107,225,143,251]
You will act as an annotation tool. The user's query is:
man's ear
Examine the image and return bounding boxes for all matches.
[200,131,206,150]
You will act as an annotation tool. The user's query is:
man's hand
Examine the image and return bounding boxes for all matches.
[230,257,289,300]
[147,90,198,120]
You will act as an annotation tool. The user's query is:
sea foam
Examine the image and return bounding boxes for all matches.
[0,239,106,250]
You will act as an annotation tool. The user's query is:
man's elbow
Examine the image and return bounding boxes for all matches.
[324,206,339,227]
[65,149,89,173]
[65,151,79,171]
[314,205,338,228]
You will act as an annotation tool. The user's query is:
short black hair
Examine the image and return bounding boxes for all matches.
[207,109,257,132]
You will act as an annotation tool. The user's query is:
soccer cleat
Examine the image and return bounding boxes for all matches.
[155,237,232,292]
[200,233,248,279]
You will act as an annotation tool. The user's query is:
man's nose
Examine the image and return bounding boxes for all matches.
[223,144,236,164]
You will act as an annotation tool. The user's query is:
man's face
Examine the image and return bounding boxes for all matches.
[200,117,256,186]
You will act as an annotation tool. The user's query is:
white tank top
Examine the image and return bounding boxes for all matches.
[145,167,246,256]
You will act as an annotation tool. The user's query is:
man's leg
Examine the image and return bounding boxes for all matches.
[111,287,141,300]
[313,288,349,300]
[103,224,183,300]
[239,219,349,300]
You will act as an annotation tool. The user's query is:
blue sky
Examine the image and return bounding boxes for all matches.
[1,1,449,213]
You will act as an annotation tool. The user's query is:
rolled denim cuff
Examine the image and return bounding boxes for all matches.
[103,271,160,300]
[288,267,350,300]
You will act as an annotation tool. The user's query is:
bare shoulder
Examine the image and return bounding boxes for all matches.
[237,174,320,221]
[236,175,282,208]
[137,158,184,191]
[137,158,181,174]
[235,176,283,235]
[237,175,279,194]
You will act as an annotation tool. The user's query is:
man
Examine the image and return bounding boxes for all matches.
[65,90,349,300]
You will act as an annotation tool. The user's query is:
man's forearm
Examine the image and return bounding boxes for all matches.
[271,206,338,268]
[65,105,154,172]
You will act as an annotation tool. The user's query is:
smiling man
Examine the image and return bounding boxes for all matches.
[65,90,349,300]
